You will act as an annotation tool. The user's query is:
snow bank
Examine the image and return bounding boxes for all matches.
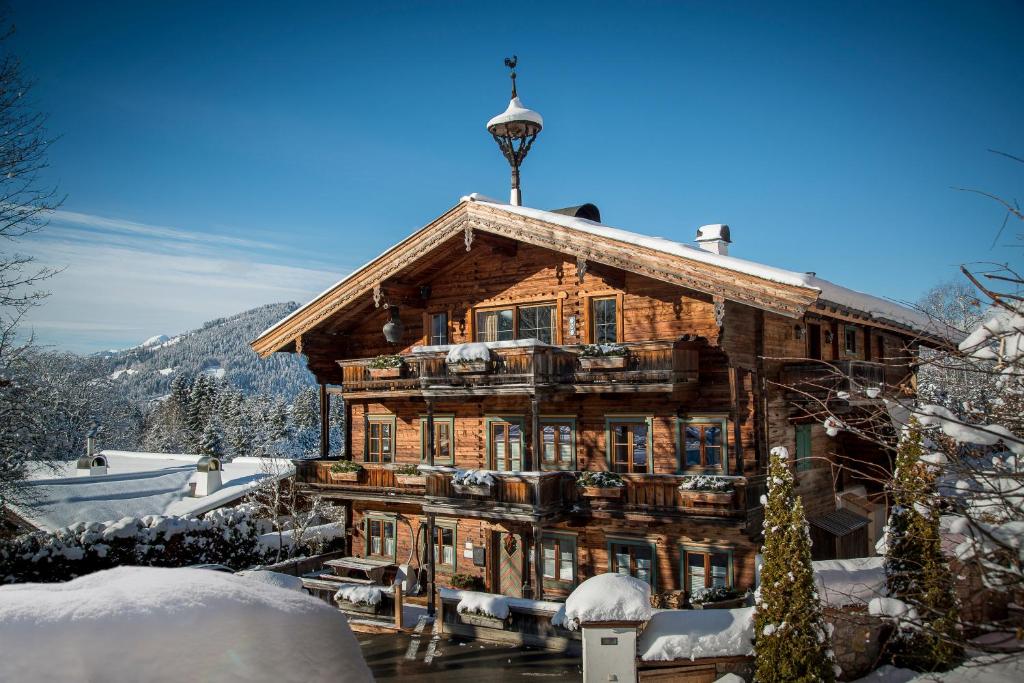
[257,522,346,552]
[0,566,371,683]
[813,556,885,607]
[638,607,755,662]
[555,573,652,630]
[335,583,385,606]
[235,569,305,592]
[456,591,510,619]
[445,342,491,364]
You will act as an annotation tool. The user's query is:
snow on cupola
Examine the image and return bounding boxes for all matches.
[487,56,543,207]
[695,223,731,256]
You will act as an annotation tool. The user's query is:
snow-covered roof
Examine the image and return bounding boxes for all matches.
[812,555,885,607]
[486,96,544,131]
[15,452,294,531]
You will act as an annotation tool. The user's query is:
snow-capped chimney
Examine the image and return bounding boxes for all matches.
[194,456,223,497]
[695,224,731,256]
[76,453,108,477]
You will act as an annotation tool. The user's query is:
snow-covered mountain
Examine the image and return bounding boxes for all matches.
[94,302,314,402]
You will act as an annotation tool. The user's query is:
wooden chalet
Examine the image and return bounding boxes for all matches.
[252,193,945,608]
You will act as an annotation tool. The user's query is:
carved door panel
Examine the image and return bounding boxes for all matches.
[496,531,524,598]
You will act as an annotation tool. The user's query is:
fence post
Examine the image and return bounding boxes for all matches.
[394,583,404,630]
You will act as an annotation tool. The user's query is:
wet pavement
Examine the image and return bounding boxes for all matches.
[357,621,581,681]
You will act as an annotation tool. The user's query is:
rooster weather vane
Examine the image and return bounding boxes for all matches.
[486,55,542,206]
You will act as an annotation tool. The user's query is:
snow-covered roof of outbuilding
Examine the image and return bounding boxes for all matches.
[13,451,294,532]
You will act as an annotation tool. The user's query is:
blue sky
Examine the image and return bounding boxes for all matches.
[11,1,1023,352]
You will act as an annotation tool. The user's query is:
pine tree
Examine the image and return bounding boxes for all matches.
[199,418,222,458]
[754,446,836,683]
[185,376,216,452]
[883,418,963,671]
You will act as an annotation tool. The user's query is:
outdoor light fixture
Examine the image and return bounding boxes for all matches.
[487,56,543,207]
[794,325,804,340]
[824,330,834,344]
[383,305,403,344]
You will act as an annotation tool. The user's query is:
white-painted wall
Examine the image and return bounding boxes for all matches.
[582,625,638,683]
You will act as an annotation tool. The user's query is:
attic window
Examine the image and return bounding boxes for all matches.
[844,327,858,354]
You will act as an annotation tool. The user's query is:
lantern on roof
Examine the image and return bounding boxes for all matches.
[487,56,543,207]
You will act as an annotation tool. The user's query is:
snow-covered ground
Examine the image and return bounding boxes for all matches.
[852,657,1024,683]
[0,566,372,683]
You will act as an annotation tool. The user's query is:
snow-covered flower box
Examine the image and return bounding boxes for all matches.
[678,475,735,505]
[367,354,404,379]
[445,343,492,374]
[334,583,386,615]
[456,591,510,629]
[392,464,425,486]
[689,586,745,609]
[451,469,495,495]
[578,344,629,370]
[328,460,363,482]
[576,471,625,498]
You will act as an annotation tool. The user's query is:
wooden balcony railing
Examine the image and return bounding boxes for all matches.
[580,474,762,518]
[292,460,427,497]
[424,470,576,518]
[779,360,886,401]
[336,340,698,395]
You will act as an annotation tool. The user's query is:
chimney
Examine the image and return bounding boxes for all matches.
[194,456,223,496]
[76,453,108,477]
[695,224,731,256]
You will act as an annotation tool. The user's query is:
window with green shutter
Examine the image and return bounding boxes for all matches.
[796,424,812,472]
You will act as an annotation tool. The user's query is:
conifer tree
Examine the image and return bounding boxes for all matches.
[754,446,836,683]
[199,418,222,458]
[883,418,963,671]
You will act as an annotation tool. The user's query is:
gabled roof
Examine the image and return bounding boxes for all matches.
[252,194,952,357]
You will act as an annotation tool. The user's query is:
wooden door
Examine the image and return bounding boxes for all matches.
[807,323,822,360]
[495,531,524,597]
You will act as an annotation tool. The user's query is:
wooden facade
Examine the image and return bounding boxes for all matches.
[254,198,926,604]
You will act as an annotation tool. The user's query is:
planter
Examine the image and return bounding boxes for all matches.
[394,474,425,486]
[678,490,734,505]
[368,366,402,379]
[458,611,507,630]
[579,355,628,370]
[329,470,361,483]
[692,596,747,610]
[336,599,380,615]
[452,483,493,496]
[447,360,490,374]
[580,486,623,499]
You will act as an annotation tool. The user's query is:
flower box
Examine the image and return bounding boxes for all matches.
[452,483,493,496]
[394,473,425,486]
[329,470,361,483]
[678,490,734,506]
[447,360,490,374]
[458,611,507,630]
[336,599,381,615]
[579,355,628,370]
[692,596,746,610]
[368,366,403,380]
[580,486,623,499]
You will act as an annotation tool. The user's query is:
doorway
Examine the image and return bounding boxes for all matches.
[495,531,524,597]
[807,323,822,360]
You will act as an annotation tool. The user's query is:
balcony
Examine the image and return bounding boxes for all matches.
[292,460,427,504]
[336,340,699,397]
[423,469,577,522]
[779,360,886,403]
[579,474,766,520]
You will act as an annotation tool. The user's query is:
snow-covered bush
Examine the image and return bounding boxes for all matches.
[579,343,627,357]
[452,469,495,487]
[0,505,273,584]
[576,470,625,488]
[679,474,734,492]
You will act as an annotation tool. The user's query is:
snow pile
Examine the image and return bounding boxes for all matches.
[638,607,755,662]
[235,569,305,592]
[851,656,1024,683]
[0,566,372,683]
[452,469,496,487]
[868,597,918,623]
[335,583,385,606]
[257,522,346,553]
[554,573,652,630]
[456,591,510,619]
[445,342,491,364]
[812,556,885,607]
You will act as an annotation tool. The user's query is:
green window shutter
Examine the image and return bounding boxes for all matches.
[796,425,812,471]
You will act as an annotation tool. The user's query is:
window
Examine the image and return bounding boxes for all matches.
[796,424,812,472]
[420,416,454,464]
[845,326,858,354]
[609,539,655,588]
[541,419,575,470]
[432,523,456,571]
[476,303,557,343]
[682,547,732,593]
[542,534,577,587]
[684,423,723,469]
[476,308,514,342]
[608,420,650,473]
[488,418,523,471]
[592,297,618,343]
[429,312,448,346]
[365,416,395,463]
[366,516,396,560]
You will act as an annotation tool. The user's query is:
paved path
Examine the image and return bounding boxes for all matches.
[358,617,581,682]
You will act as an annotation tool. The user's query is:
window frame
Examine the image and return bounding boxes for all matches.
[604,416,653,474]
[680,544,734,594]
[426,518,458,573]
[539,416,577,471]
[473,301,560,344]
[364,415,397,464]
[428,311,449,346]
[485,415,526,471]
[541,532,578,589]
[364,513,398,562]
[844,325,858,355]
[591,296,619,344]
[795,424,813,472]
[419,414,455,465]
[676,415,730,475]
[607,537,658,590]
